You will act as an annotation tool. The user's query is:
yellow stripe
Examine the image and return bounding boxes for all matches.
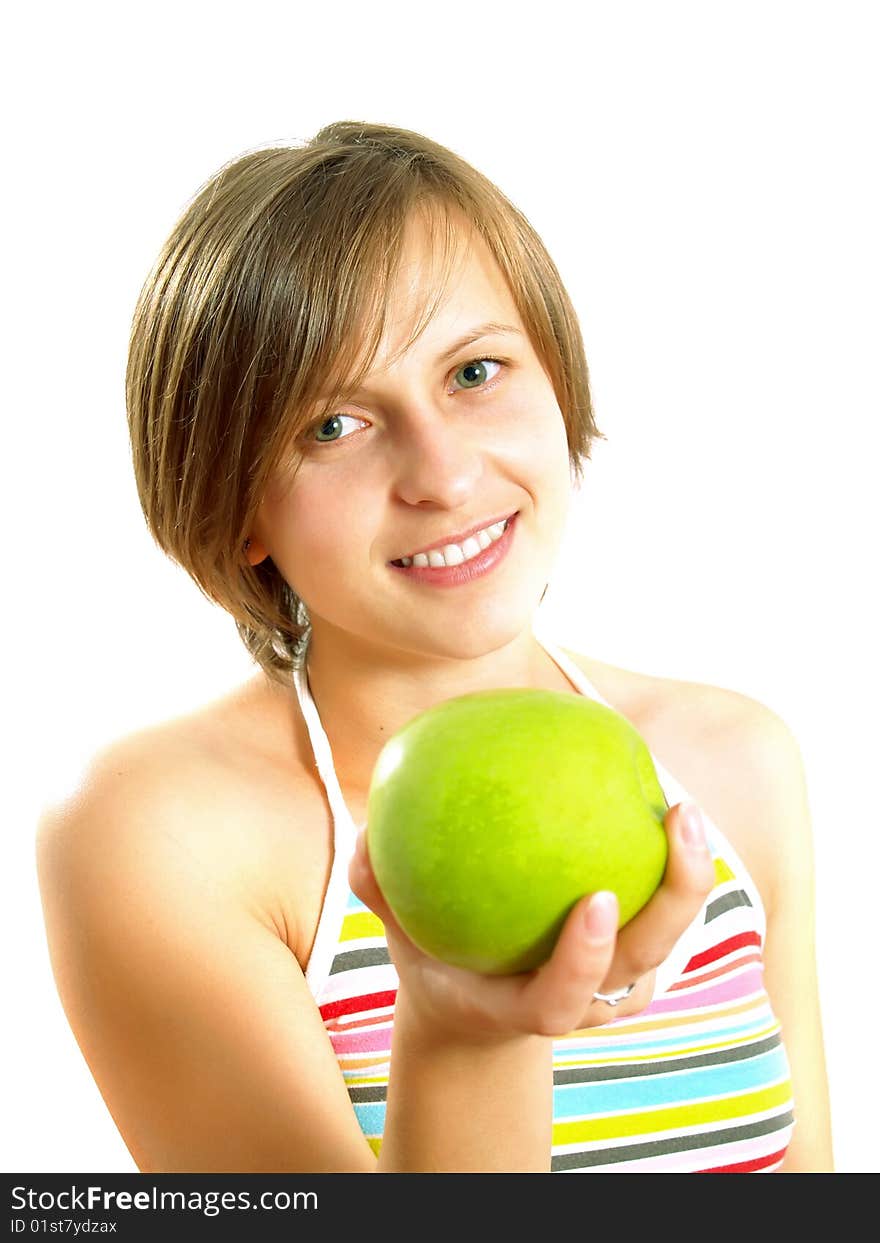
[366,1136,382,1156]
[340,910,386,941]
[552,1079,793,1145]
[553,1021,781,1068]
[337,1053,391,1069]
[713,856,736,884]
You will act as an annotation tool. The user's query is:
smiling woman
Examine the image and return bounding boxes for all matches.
[35,120,833,1174]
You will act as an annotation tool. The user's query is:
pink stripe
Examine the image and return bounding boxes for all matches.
[328,1024,393,1055]
[641,966,765,1015]
[573,1131,792,1174]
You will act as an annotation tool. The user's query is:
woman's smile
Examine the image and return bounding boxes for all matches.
[387,511,518,587]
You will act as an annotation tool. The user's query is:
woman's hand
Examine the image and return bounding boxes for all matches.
[349,801,716,1041]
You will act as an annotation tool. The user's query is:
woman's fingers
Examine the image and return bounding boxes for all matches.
[515,891,619,1036]
[347,828,384,914]
[348,828,436,974]
[348,830,407,942]
[610,801,716,984]
[531,802,715,1030]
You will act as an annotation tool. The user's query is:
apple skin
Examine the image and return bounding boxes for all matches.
[366,688,669,975]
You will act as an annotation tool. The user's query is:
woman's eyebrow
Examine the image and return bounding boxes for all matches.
[436,321,523,364]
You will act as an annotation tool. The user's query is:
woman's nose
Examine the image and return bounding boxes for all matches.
[390,414,485,508]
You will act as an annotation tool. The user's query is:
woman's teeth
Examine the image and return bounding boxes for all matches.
[394,518,510,568]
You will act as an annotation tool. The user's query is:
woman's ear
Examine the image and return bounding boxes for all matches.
[244,537,269,565]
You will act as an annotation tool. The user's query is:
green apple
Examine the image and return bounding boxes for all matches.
[366,687,669,975]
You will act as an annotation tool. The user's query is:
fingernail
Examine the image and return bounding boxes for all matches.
[583,891,617,942]
[680,803,707,849]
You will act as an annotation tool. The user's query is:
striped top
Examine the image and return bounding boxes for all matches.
[296,623,795,1172]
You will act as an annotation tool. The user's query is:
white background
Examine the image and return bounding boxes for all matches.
[3,1,877,1174]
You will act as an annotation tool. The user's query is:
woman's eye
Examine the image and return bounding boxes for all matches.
[451,357,503,391]
[306,358,504,449]
[311,413,366,444]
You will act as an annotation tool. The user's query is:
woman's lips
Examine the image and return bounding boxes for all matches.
[391,511,517,562]
[387,512,518,588]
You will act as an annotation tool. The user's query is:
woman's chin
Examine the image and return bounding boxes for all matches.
[399,602,541,662]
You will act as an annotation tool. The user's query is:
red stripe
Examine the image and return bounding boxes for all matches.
[319,989,398,1021]
[697,1146,788,1174]
[685,931,762,973]
[667,951,763,992]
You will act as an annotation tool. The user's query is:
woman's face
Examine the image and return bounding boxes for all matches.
[252,213,573,664]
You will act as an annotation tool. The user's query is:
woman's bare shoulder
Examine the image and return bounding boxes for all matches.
[34,677,378,1174]
[38,672,330,959]
[559,646,784,743]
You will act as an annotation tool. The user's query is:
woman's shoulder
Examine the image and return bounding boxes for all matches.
[559,645,792,754]
[37,671,326,958]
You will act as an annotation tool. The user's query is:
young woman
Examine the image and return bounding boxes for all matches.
[36,121,833,1173]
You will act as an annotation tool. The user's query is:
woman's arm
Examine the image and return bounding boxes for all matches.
[35,743,382,1173]
[675,689,835,1173]
[739,710,835,1172]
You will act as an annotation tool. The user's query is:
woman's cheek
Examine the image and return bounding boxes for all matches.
[288,481,364,569]
[503,394,571,484]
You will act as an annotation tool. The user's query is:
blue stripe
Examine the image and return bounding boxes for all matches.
[353,1102,386,1134]
[552,1013,775,1061]
[551,1045,790,1119]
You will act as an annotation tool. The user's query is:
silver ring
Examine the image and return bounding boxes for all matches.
[592,982,636,1007]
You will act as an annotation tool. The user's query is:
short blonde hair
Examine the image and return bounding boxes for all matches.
[125,120,604,687]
